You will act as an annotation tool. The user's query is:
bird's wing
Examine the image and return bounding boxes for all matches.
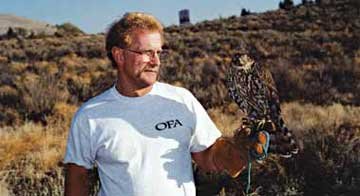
[226,53,298,157]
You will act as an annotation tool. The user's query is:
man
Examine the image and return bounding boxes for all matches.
[64,12,267,196]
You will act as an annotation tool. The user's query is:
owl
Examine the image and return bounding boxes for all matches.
[226,53,298,158]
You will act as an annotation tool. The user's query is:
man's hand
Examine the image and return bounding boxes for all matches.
[211,118,272,178]
[192,118,272,178]
[233,118,273,161]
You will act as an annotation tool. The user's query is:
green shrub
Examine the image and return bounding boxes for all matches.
[55,23,84,37]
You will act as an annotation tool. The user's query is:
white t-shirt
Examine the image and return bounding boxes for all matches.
[64,82,222,196]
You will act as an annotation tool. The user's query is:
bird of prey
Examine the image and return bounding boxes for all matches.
[226,53,299,158]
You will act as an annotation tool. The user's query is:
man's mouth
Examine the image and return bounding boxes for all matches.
[144,69,158,73]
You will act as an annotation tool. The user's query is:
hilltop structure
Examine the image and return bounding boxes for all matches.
[179,9,191,25]
[279,0,294,10]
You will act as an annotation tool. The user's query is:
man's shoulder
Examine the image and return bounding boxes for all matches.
[155,82,198,106]
[76,86,116,115]
[155,82,192,97]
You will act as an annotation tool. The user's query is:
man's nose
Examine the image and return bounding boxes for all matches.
[150,52,161,66]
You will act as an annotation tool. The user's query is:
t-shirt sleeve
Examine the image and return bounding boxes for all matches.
[187,91,222,153]
[63,110,95,169]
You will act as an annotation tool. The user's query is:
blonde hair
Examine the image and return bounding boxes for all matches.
[106,12,164,67]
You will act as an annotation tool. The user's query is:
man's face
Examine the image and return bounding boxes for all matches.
[118,30,163,89]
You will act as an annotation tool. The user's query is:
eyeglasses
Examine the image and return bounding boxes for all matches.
[122,48,169,60]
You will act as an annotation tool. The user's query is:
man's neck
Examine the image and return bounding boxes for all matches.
[115,80,154,97]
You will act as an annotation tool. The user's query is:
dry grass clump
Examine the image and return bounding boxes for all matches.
[7,62,28,74]
[0,180,10,196]
[32,61,59,76]
[0,53,113,127]
[0,55,8,64]
[47,102,78,127]
[0,79,23,127]
[0,122,69,195]
[0,123,67,171]
[0,85,19,109]
[16,71,69,124]
[282,102,360,133]
[208,103,245,137]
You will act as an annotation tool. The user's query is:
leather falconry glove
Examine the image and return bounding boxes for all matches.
[209,118,272,178]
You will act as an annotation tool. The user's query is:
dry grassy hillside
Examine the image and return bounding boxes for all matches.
[163,0,360,107]
[0,0,359,195]
[0,14,56,36]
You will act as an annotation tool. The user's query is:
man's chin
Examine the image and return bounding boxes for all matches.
[142,72,158,82]
[138,76,158,87]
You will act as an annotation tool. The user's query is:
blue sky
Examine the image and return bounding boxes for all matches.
[0,0,302,34]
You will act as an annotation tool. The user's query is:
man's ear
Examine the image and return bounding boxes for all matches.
[111,47,124,67]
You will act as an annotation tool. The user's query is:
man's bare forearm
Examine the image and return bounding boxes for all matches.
[65,163,90,196]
